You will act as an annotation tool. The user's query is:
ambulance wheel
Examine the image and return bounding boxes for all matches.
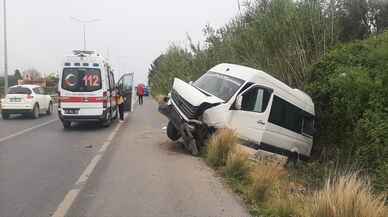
[102,112,112,127]
[167,121,181,141]
[113,106,118,120]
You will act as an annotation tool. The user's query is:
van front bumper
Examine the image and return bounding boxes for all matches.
[159,103,202,138]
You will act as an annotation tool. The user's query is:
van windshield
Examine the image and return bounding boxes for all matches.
[193,71,244,101]
[62,68,102,92]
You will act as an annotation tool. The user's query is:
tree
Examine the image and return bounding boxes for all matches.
[14,69,22,80]
[22,68,42,81]
[369,0,388,34]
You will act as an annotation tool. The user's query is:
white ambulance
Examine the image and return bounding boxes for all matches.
[58,50,118,128]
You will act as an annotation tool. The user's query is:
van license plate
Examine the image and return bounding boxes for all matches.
[64,109,79,114]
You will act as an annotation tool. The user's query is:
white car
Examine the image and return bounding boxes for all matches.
[1,85,53,119]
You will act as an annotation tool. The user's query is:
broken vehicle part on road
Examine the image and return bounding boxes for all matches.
[159,63,316,161]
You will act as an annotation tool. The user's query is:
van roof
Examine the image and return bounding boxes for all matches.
[210,63,315,115]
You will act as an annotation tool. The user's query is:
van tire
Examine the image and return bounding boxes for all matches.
[31,104,40,119]
[167,121,181,141]
[46,102,53,115]
[1,112,9,120]
[286,152,299,166]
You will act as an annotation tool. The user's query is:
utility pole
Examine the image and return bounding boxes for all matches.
[70,17,100,51]
[3,0,8,95]
[237,0,241,16]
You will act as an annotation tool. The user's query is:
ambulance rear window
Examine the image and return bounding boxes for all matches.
[62,68,102,92]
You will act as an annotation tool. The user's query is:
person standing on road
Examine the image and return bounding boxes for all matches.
[137,84,145,105]
[117,90,125,122]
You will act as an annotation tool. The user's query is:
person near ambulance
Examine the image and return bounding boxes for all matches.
[117,89,125,121]
[137,84,145,105]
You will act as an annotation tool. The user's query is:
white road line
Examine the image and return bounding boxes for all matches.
[51,120,124,217]
[0,118,59,143]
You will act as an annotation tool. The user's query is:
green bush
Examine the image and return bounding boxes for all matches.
[306,32,388,191]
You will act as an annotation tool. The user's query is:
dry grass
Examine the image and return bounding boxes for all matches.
[261,193,305,217]
[206,128,238,167]
[203,128,388,216]
[248,161,287,203]
[307,173,388,217]
[224,147,251,180]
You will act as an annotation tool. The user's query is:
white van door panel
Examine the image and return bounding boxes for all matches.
[229,110,266,142]
[228,85,272,144]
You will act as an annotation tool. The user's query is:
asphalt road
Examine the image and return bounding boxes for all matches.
[0,99,248,217]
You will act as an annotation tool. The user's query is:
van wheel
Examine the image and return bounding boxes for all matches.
[46,102,53,115]
[167,121,181,141]
[32,104,40,119]
[286,152,299,166]
[62,121,71,129]
[1,112,9,120]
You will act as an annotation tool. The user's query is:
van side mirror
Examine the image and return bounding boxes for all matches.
[189,81,193,85]
[235,95,242,110]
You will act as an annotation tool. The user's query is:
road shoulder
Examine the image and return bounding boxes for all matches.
[67,98,249,217]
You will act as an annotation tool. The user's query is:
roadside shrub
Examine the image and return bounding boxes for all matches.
[259,194,304,217]
[206,128,238,167]
[224,147,251,180]
[307,32,388,190]
[154,94,168,105]
[307,173,388,217]
[248,162,286,203]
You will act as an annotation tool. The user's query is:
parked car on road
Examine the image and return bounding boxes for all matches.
[1,85,53,119]
[144,85,150,96]
[159,63,316,161]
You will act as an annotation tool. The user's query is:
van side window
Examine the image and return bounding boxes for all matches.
[110,71,115,89]
[302,116,315,136]
[241,87,271,113]
[269,95,314,136]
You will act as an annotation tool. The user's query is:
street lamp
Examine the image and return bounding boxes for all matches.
[70,17,100,50]
[3,0,8,95]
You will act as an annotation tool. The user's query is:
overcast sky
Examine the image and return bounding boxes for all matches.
[0,0,240,84]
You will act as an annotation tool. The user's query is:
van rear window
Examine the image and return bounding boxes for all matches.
[62,68,102,92]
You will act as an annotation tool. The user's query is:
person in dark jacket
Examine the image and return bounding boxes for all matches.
[137,84,145,105]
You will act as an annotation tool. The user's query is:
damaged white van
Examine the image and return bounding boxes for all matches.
[159,63,315,161]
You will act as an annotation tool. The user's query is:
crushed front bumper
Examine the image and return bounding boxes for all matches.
[159,103,199,155]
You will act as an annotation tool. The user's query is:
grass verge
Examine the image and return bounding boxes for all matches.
[202,128,388,217]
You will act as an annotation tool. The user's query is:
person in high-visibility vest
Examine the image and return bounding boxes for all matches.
[117,92,125,121]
